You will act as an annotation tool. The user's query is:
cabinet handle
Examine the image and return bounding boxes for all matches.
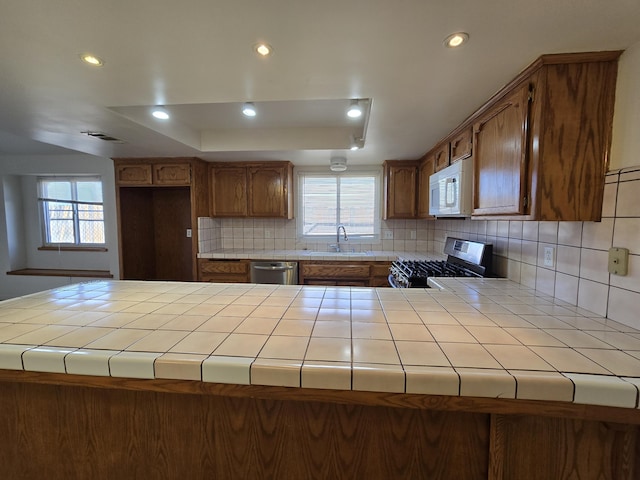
[253,265,295,271]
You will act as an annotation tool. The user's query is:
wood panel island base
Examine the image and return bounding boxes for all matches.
[0,371,638,480]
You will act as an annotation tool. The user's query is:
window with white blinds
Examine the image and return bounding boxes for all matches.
[37,177,106,246]
[297,170,380,240]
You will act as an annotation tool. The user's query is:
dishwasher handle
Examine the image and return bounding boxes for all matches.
[253,265,295,271]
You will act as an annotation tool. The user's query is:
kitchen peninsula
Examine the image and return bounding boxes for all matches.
[0,278,639,479]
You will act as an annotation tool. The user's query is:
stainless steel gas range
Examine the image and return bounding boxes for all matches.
[388,237,494,288]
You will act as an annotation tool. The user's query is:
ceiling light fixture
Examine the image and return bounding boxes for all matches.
[242,102,257,117]
[79,53,104,67]
[254,43,273,57]
[347,100,362,119]
[330,156,348,172]
[444,32,469,48]
[151,106,170,120]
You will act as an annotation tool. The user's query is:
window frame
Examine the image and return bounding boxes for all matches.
[296,167,382,243]
[37,176,106,248]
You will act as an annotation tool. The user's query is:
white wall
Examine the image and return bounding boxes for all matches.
[610,40,640,170]
[0,154,119,300]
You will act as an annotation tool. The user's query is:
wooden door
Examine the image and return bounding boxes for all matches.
[472,84,531,216]
[153,187,192,281]
[417,155,435,218]
[450,128,473,164]
[119,188,156,280]
[384,163,417,219]
[210,166,248,216]
[153,163,191,185]
[248,166,286,217]
[433,144,450,172]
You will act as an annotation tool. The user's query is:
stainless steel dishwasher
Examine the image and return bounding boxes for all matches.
[250,261,298,285]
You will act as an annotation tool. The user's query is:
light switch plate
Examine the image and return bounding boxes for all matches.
[384,230,393,240]
[543,247,554,267]
[608,247,629,276]
[186,229,192,238]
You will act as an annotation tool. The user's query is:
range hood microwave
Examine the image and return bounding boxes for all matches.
[429,157,473,217]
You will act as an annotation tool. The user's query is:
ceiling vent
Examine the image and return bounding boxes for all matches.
[82,131,125,143]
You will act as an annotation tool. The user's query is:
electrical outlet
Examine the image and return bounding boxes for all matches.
[383,230,393,240]
[186,229,192,238]
[410,230,417,240]
[543,247,554,267]
[264,229,272,239]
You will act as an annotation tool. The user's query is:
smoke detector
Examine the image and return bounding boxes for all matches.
[330,157,347,172]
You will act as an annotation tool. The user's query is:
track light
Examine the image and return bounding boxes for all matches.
[347,100,362,118]
[242,102,257,117]
[151,106,170,120]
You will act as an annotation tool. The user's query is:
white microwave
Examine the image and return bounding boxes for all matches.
[429,157,473,217]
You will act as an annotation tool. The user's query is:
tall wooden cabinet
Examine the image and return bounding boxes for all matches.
[209,161,293,218]
[113,157,208,281]
[383,160,418,219]
[417,155,435,218]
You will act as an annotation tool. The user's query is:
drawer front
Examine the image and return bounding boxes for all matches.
[301,264,371,278]
[199,260,249,275]
[370,263,391,277]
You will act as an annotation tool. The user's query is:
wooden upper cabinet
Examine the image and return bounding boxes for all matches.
[417,155,435,218]
[210,166,248,217]
[115,164,152,185]
[153,163,191,185]
[248,165,290,217]
[383,160,418,219]
[472,84,531,216]
[209,161,293,218]
[471,52,620,220]
[449,128,472,164]
[433,144,450,172]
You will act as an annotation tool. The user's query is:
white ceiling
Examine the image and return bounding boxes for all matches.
[0,0,639,167]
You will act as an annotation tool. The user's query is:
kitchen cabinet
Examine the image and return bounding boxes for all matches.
[209,161,293,218]
[449,128,472,164]
[299,261,391,287]
[113,157,209,281]
[469,51,620,220]
[417,154,435,218]
[115,162,191,186]
[472,84,530,216]
[432,143,450,172]
[198,259,251,283]
[383,160,418,219]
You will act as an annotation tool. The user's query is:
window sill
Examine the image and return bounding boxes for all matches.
[7,268,113,279]
[38,246,108,252]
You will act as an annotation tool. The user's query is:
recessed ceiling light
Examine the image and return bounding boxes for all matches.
[79,53,104,66]
[151,107,170,120]
[254,43,273,57]
[347,100,362,119]
[242,102,257,117]
[444,32,469,48]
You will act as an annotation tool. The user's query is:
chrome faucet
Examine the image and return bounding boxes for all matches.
[331,224,348,252]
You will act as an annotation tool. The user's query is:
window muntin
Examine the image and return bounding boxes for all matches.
[38,177,105,246]
[297,171,380,240]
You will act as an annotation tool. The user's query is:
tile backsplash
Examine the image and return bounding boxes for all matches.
[199,165,640,329]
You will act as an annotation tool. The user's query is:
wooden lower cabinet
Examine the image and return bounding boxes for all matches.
[300,261,391,287]
[0,372,637,480]
[198,258,250,283]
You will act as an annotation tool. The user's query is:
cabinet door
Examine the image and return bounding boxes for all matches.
[115,164,152,185]
[210,167,248,216]
[248,166,287,217]
[153,164,191,185]
[384,163,417,219]
[433,144,450,172]
[472,85,530,216]
[450,128,472,164]
[417,156,435,218]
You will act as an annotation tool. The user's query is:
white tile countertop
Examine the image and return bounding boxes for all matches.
[197,249,441,261]
[0,278,639,409]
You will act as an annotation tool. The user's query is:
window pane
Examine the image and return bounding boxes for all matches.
[302,177,337,236]
[76,181,103,203]
[339,177,375,235]
[42,181,72,201]
[46,201,75,243]
[78,204,105,243]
